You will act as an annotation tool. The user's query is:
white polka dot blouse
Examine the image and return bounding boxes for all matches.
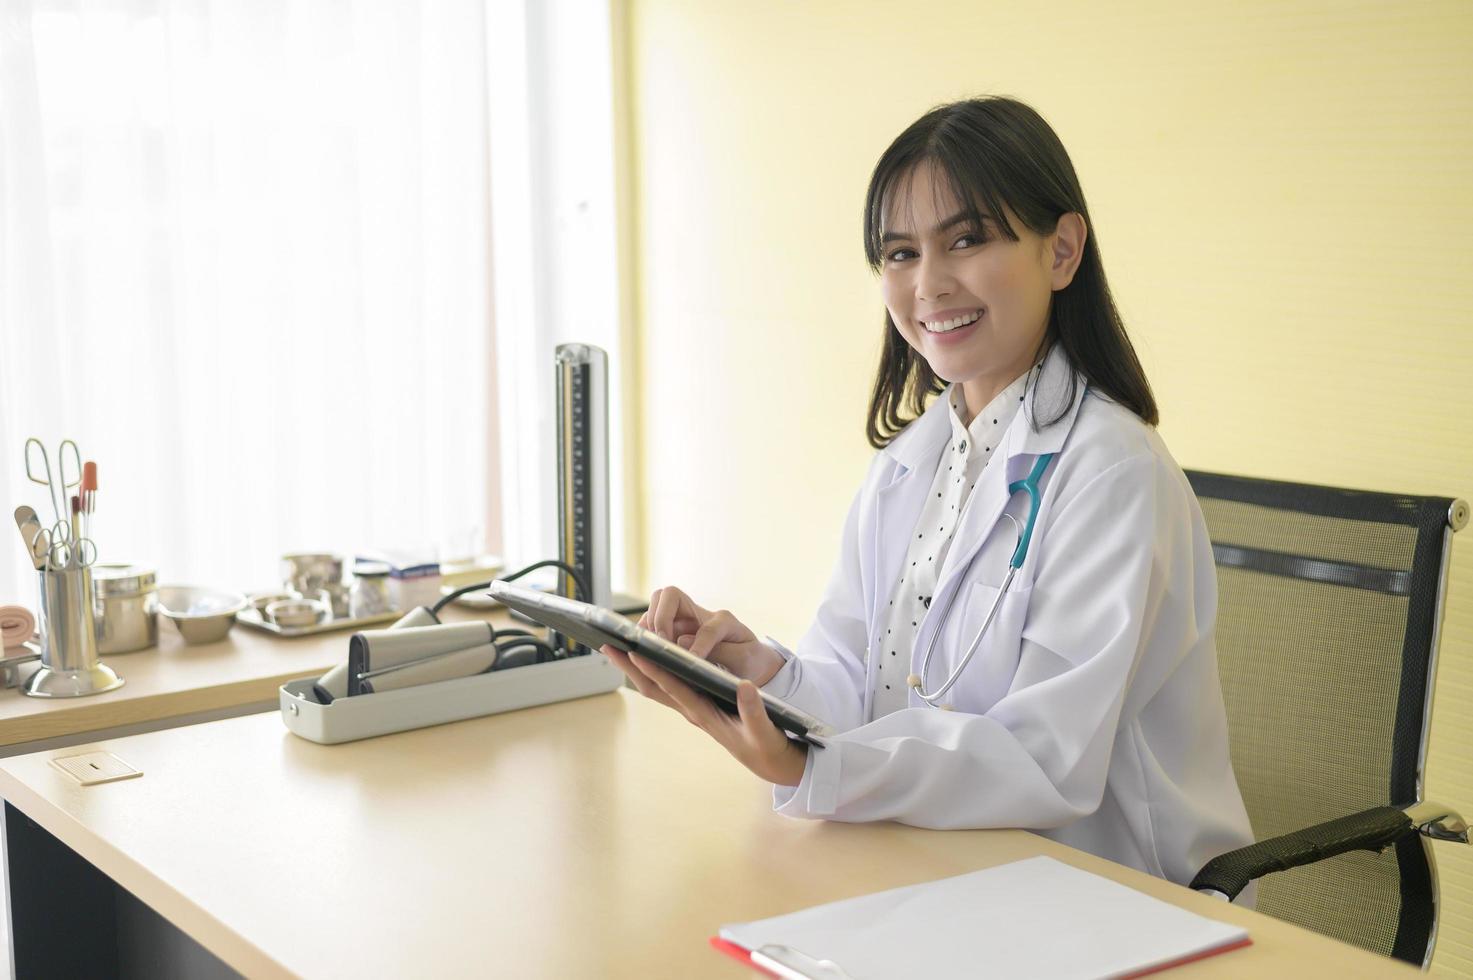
[871,371,1031,717]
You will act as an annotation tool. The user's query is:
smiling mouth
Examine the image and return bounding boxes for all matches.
[921,310,983,334]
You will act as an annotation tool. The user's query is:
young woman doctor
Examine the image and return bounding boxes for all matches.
[602,97,1254,890]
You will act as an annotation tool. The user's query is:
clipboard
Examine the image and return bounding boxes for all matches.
[486,581,833,745]
[711,856,1252,979]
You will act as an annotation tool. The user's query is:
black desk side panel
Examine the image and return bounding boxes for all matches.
[5,801,239,979]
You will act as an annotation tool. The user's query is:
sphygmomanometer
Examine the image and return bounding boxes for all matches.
[312,343,626,705]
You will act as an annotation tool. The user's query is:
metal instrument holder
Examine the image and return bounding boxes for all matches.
[25,565,123,698]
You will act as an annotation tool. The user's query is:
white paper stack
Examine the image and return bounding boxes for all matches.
[718,855,1249,980]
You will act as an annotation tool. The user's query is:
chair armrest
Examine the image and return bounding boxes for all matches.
[1190,805,1413,900]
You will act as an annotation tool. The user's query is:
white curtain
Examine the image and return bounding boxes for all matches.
[486,0,629,592]
[0,1,495,601]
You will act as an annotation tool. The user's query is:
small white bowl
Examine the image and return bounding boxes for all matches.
[156,586,248,644]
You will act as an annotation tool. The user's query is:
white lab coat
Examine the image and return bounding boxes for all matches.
[763,344,1254,890]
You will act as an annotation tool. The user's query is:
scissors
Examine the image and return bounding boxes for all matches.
[23,438,94,569]
[38,525,97,570]
[25,437,81,529]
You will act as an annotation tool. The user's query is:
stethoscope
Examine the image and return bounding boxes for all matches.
[907,451,1056,707]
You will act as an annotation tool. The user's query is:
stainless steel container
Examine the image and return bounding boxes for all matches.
[282,553,345,595]
[92,563,159,654]
[26,564,124,698]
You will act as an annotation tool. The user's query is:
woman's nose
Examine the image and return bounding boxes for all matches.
[916,252,954,303]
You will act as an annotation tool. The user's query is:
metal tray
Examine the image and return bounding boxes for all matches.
[236,606,401,638]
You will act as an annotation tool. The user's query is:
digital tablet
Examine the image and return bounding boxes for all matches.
[486,581,833,745]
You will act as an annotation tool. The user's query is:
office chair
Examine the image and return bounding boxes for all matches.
[1183,471,1468,967]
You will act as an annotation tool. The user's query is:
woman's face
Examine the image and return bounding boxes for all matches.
[879,160,1080,415]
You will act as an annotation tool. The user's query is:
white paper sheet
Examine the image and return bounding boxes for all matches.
[720,855,1248,980]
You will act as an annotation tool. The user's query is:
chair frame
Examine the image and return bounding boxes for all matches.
[1183,471,1469,968]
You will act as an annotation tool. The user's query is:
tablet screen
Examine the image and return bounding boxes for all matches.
[487,581,832,744]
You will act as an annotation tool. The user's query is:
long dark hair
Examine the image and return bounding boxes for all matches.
[863,97,1157,449]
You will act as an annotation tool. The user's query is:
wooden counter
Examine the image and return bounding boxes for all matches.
[0,606,513,754]
[0,689,1413,978]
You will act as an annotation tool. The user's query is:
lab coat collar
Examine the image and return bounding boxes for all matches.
[1014,341,1088,459]
[882,342,1086,473]
[881,384,954,475]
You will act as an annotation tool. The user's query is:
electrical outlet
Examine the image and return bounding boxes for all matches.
[51,751,142,786]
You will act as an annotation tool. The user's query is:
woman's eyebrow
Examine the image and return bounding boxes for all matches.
[880,211,985,244]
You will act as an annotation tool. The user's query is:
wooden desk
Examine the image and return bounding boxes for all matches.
[0,689,1411,978]
[0,606,512,755]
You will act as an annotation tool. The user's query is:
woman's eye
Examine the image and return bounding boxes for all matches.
[952,231,987,249]
[886,247,918,262]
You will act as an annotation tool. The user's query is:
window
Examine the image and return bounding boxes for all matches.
[0,0,625,604]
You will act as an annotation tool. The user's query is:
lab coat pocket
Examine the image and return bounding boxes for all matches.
[943,580,1031,714]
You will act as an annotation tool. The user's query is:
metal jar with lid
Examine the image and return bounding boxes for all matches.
[92,563,159,654]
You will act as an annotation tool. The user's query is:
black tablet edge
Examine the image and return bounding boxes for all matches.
[488,584,831,744]
[617,627,831,746]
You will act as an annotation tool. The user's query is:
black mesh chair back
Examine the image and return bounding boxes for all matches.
[1184,470,1464,964]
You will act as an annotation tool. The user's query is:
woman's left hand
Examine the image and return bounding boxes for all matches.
[602,646,808,787]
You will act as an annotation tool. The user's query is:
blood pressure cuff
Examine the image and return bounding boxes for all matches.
[314,616,491,703]
[358,642,498,694]
[350,622,495,667]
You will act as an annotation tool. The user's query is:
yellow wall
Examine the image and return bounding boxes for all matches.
[621,1,1473,972]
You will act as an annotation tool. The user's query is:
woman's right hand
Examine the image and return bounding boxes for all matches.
[604,585,785,685]
[598,586,808,787]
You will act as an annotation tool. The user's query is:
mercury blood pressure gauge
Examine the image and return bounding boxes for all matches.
[555,344,611,615]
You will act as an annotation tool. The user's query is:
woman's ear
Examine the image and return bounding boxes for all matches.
[1048,212,1087,291]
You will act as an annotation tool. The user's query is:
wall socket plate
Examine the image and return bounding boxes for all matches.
[51,751,142,786]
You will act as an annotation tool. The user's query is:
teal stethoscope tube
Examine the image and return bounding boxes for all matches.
[909,452,1056,707]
